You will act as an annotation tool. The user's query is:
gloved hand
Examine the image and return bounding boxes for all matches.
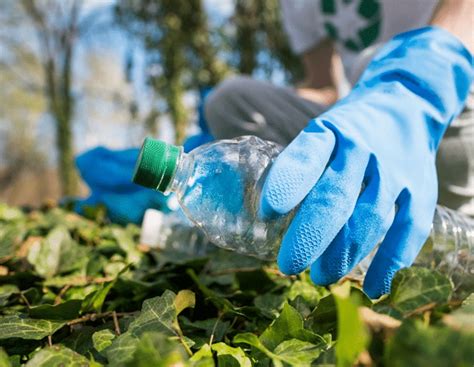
[260,27,473,298]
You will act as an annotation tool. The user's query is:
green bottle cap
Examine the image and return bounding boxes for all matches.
[132,137,181,192]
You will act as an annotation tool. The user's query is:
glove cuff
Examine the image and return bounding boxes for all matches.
[356,26,473,146]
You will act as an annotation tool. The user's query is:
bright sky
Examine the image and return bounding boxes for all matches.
[72,0,236,153]
[1,0,282,166]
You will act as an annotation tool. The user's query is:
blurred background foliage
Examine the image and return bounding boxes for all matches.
[0,0,301,204]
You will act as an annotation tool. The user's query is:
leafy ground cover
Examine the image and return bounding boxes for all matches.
[0,203,472,366]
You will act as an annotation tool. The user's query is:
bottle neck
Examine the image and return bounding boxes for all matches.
[165,152,193,195]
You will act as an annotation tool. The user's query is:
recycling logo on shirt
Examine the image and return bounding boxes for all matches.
[320,0,381,52]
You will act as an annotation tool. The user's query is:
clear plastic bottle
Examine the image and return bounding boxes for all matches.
[351,205,473,292]
[133,136,473,289]
[140,208,211,256]
[133,135,290,259]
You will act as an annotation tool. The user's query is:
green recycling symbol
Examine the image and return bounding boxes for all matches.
[320,0,381,51]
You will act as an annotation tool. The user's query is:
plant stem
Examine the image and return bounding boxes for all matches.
[54,285,71,305]
[112,311,121,335]
[209,313,223,345]
[67,311,135,326]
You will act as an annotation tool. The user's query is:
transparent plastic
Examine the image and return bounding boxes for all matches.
[168,136,292,258]
[167,136,473,288]
[351,205,473,291]
[140,208,211,256]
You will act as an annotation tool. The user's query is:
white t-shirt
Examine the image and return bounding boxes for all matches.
[281,0,439,84]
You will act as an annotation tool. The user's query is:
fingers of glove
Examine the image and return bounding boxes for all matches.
[363,190,435,298]
[311,166,397,285]
[277,142,369,275]
[260,119,335,219]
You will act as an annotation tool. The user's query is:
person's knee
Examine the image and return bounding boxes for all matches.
[204,76,253,135]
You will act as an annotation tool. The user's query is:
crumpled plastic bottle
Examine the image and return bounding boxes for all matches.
[133,135,473,290]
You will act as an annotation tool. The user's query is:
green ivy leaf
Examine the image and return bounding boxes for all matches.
[260,303,327,351]
[287,280,326,307]
[389,268,453,315]
[62,325,97,356]
[174,289,196,315]
[92,329,116,352]
[25,345,97,367]
[29,300,82,320]
[187,269,244,316]
[234,306,327,367]
[125,332,187,367]
[181,317,230,344]
[0,223,26,258]
[273,338,325,366]
[0,315,65,340]
[26,225,89,278]
[81,281,116,314]
[81,265,130,314]
[211,342,252,367]
[112,227,142,265]
[235,269,275,293]
[105,290,195,365]
[254,293,286,319]
[0,285,19,307]
[0,348,12,367]
[306,293,338,336]
[104,333,139,366]
[188,344,214,366]
[385,320,474,367]
[332,282,369,367]
[0,204,24,222]
[128,290,181,335]
[235,332,322,367]
[233,333,271,356]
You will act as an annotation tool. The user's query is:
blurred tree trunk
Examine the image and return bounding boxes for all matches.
[143,107,160,136]
[116,0,228,144]
[160,8,188,144]
[186,0,227,86]
[168,75,188,143]
[235,0,259,74]
[162,21,188,144]
[20,0,80,196]
[234,0,302,81]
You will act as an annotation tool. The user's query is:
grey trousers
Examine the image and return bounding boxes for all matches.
[204,76,474,216]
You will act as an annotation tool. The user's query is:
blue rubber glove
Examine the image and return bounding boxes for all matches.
[260,27,473,298]
[75,147,170,224]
